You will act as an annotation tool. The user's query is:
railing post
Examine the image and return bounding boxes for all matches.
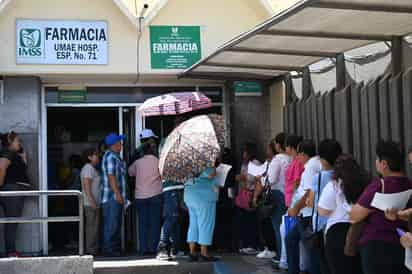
[78,194,84,256]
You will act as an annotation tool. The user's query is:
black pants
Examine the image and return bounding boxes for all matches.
[234,207,258,249]
[258,217,276,251]
[360,240,409,274]
[325,223,363,274]
[0,184,24,254]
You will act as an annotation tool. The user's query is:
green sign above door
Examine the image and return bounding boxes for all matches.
[233,81,263,96]
[58,90,87,103]
[150,26,202,69]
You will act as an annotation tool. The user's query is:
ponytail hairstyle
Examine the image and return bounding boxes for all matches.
[333,154,370,204]
[0,131,18,149]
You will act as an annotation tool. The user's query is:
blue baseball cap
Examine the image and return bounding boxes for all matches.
[105,133,125,147]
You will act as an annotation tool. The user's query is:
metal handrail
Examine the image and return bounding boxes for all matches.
[0,190,84,255]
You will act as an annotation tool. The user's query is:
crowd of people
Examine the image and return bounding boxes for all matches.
[1,128,412,274]
[231,134,412,274]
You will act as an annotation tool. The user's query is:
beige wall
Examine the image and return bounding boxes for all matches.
[0,0,270,83]
[269,81,285,136]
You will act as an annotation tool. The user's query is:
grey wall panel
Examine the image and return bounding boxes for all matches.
[289,102,297,135]
[296,101,303,137]
[368,78,381,176]
[283,106,289,133]
[334,90,342,144]
[325,90,335,139]
[340,86,352,153]
[361,85,371,172]
[318,94,326,142]
[389,73,403,144]
[351,83,363,164]
[311,94,319,145]
[0,77,42,255]
[378,75,391,141]
[306,96,315,139]
[403,69,412,177]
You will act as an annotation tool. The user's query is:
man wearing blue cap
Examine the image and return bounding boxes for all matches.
[101,133,126,256]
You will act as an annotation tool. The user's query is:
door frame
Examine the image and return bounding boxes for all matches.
[40,86,143,255]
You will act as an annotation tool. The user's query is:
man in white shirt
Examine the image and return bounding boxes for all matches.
[285,140,321,274]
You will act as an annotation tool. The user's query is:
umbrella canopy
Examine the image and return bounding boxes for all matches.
[138,92,212,117]
[159,114,225,183]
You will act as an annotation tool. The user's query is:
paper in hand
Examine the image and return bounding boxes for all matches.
[215,164,232,187]
[247,161,268,177]
[371,189,412,211]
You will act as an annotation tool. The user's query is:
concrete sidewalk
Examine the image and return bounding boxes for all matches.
[94,254,285,274]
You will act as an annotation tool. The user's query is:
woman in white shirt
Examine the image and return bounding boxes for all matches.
[318,154,369,274]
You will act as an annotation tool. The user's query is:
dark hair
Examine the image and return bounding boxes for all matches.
[333,154,370,204]
[286,135,303,150]
[275,132,288,151]
[82,148,98,164]
[221,147,233,166]
[297,139,316,158]
[376,140,404,172]
[0,131,18,148]
[268,139,277,155]
[69,154,83,169]
[142,140,157,156]
[318,139,342,166]
[243,142,258,161]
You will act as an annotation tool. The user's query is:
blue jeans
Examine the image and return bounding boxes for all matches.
[286,217,312,274]
[271,190,286,259]
[102,199,122,254]
[159,190,181,250]
[135,194,163,254]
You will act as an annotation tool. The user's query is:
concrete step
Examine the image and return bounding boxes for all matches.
[93,257,214,274]
[0,255,93,274]
[93,255,284,274]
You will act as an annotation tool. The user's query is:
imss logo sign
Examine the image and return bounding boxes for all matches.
[16,20,108,65]
[18,28,42,57]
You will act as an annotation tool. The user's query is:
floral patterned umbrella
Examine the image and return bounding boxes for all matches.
[159,114,226,183]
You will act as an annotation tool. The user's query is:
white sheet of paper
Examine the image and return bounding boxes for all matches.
[371,189,412,211]
[247,161,268,177]
[215,164,232,187]
[405,247,412,270]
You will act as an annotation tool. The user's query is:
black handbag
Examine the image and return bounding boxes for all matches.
[303,172,324,249]
[257,187,276,219]
[257,164,276,219]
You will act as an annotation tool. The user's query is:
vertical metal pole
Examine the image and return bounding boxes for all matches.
[336,53,346,91]
[118,107,125,252]
[392,36,403,76]
[222,84,231,147]
[78,194,84,256]
[0,79,4,104]
[40,86,49,256]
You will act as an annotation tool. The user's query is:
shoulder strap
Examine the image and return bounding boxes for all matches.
[380,178,385,194]
[312,172,322,232]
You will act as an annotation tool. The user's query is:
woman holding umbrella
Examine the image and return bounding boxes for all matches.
[158,114,226,262]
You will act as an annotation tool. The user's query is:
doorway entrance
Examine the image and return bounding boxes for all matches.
[45,106,138,254]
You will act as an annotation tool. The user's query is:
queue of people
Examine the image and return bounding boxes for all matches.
[2,126,412,274]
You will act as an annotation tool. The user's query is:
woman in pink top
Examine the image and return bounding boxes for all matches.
[128,136,163,255]
[285,135,304,207]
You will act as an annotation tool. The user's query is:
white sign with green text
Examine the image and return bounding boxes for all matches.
[16,19,108,65]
